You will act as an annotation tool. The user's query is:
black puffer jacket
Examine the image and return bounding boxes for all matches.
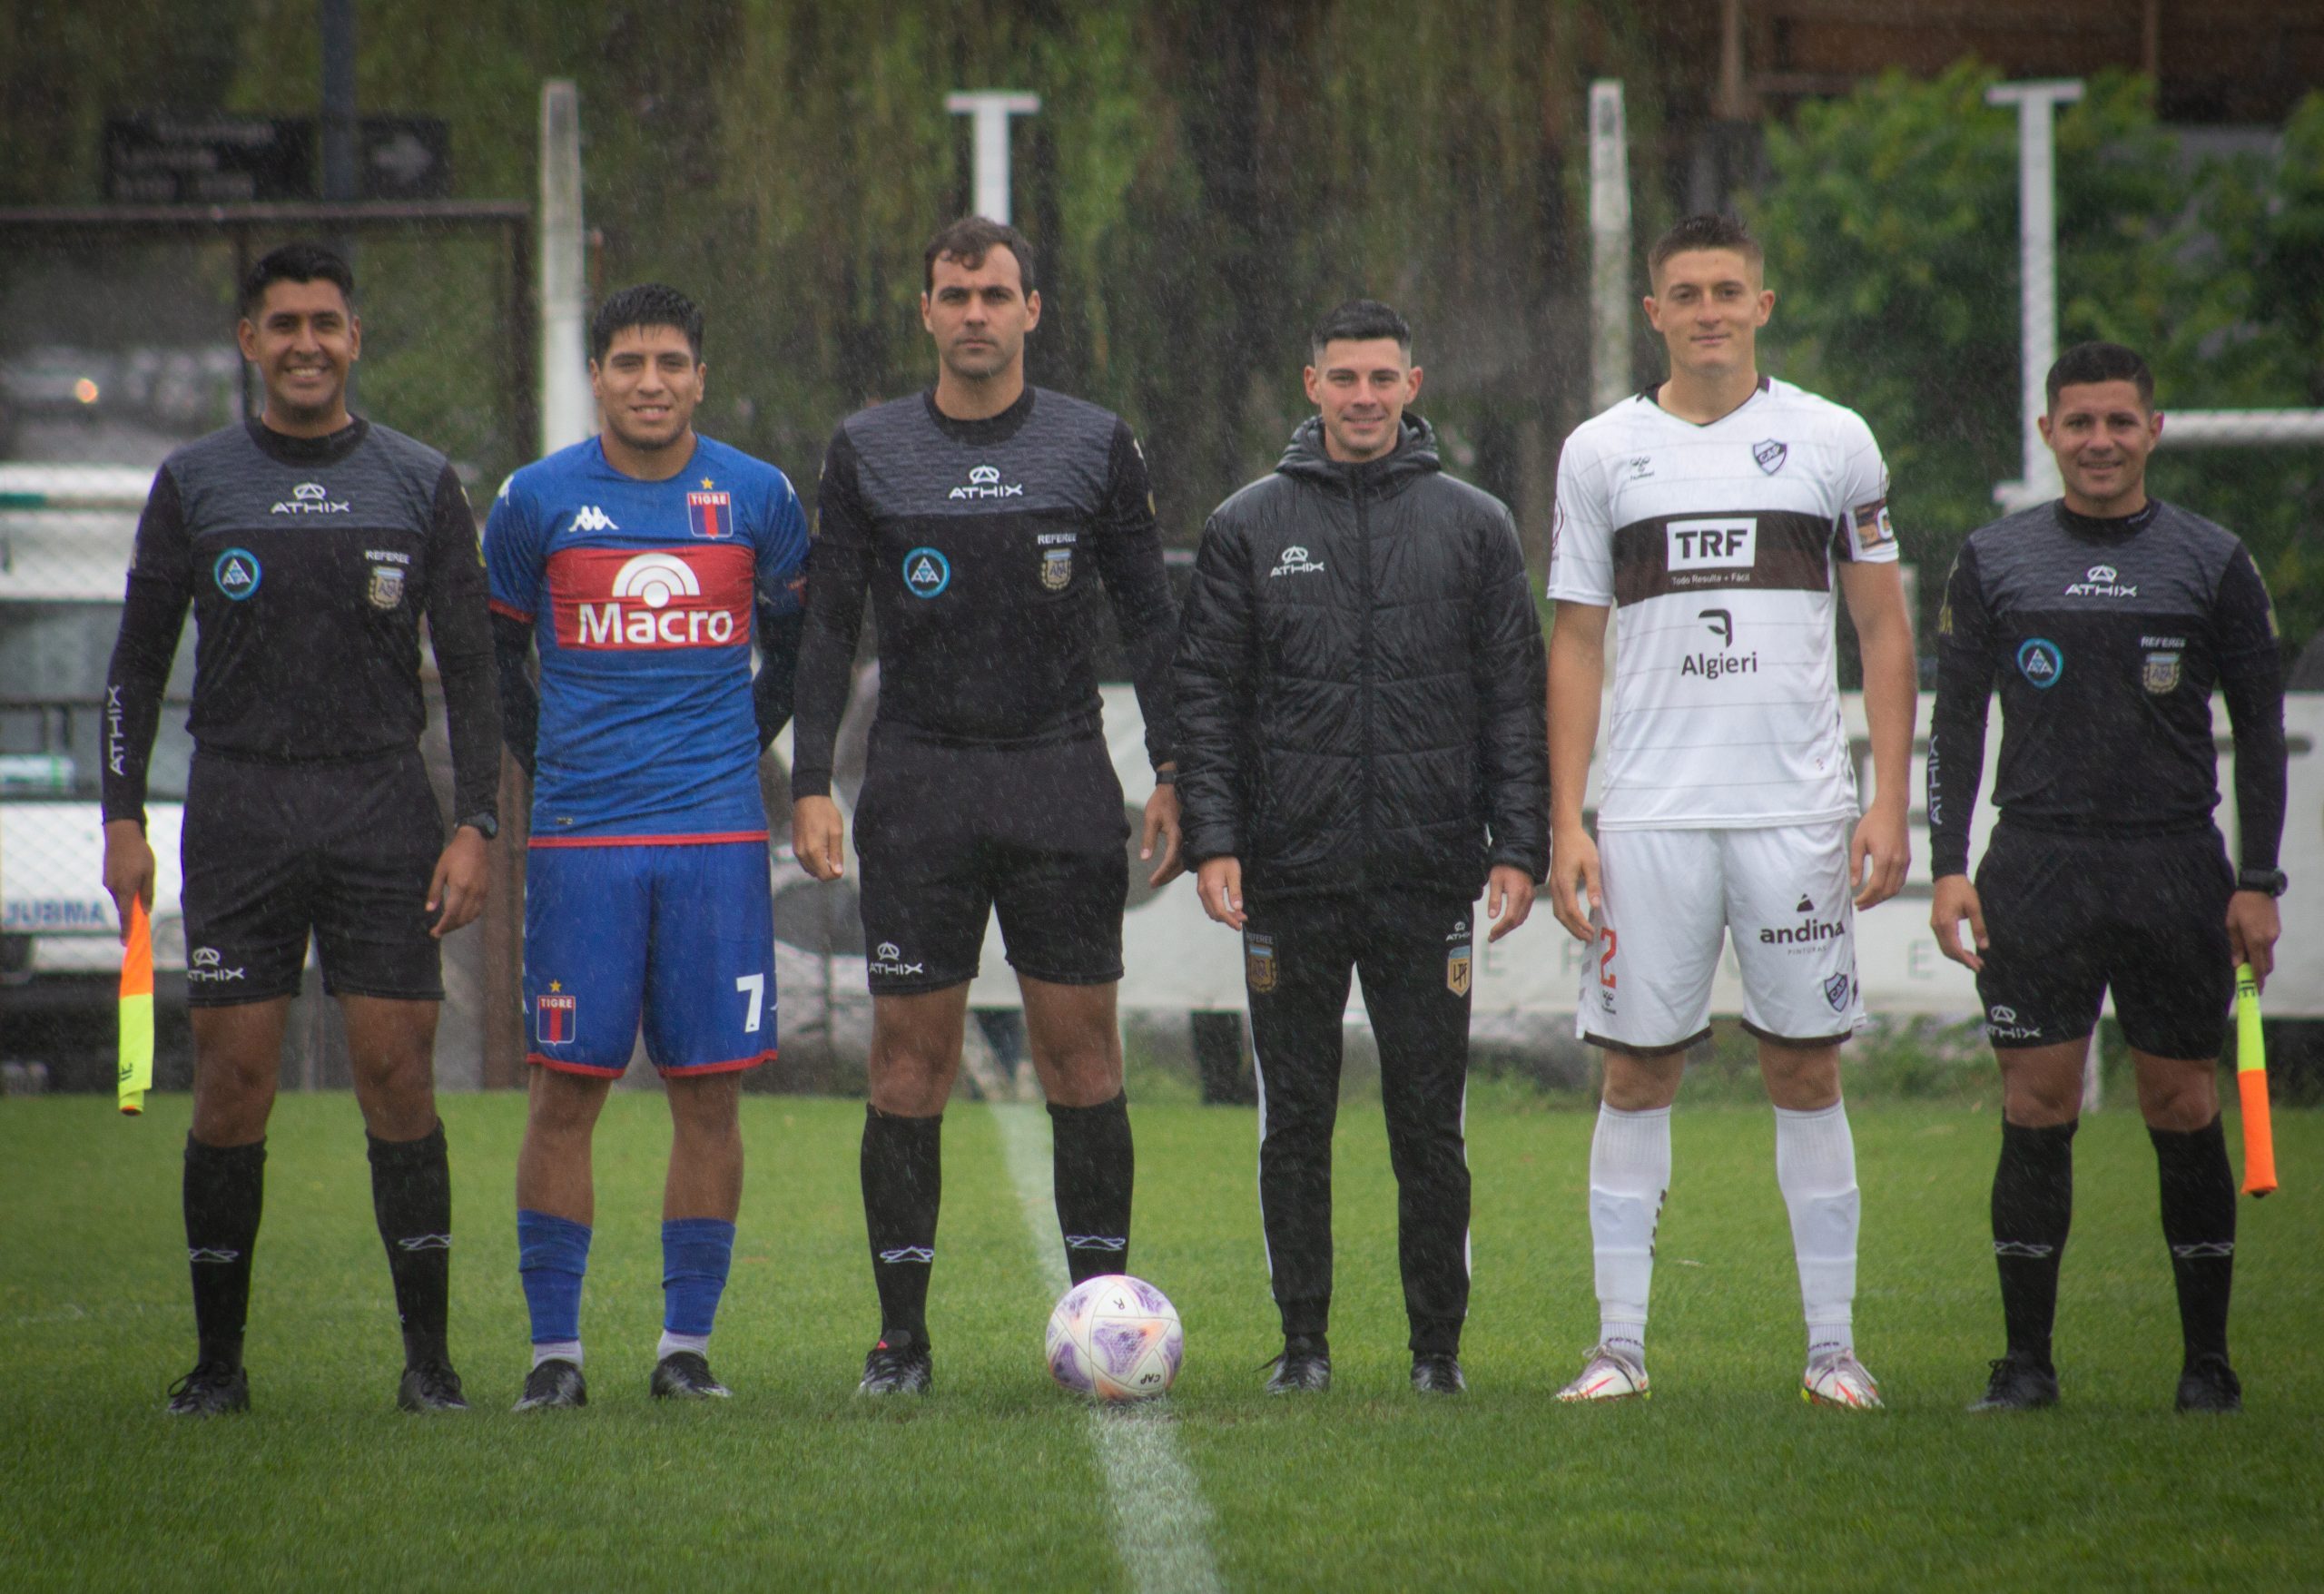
[1174,415,1548,900]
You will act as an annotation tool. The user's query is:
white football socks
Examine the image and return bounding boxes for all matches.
[532,1339,583,1371]
[657,1330,710,1362]
[1774,1100,1860,1361]
[1590,1103,1671,1362]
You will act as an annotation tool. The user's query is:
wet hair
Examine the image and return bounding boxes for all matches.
[590,282,704,364]
[1309,299,1412,363]
[2046,340,2153,410]
[1648,214,1764,282]
[923,216,1038,296]
[241,242,354,318]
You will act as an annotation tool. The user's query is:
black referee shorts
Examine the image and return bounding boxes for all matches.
[852,731,1128,995]
[1974,824,2234,1060]
[179,748,446,1006]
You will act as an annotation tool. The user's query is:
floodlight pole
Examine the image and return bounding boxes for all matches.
[1988,81,2083,512]
[945,92,1040,226]
[1588,81,1634,415]
[538,81,593,455]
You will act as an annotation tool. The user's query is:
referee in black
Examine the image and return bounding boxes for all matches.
[1174,300,1548,1395]
[99,244,500,1416]
[1929,341,2287,1414]
[790,218,1180,1394]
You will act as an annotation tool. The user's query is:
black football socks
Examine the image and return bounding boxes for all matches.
[1050,1092,1133,1284]
[862,1106,942,1344]
[2151,1116,2236,1364]
[368,1120,454,1367]
[183,1136,266,1369]
[1992,1117,2075,1368]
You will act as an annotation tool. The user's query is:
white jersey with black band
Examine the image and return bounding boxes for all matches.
[1547,376,1897,831]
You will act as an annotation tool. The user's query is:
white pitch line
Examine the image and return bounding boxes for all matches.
[990,1103,1226,1594]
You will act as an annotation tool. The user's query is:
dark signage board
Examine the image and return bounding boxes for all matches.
[103,115,450,204]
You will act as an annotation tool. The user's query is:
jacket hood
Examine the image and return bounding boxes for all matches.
[1276,413,1443,492]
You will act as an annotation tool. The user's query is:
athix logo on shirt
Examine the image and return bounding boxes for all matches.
[1666,517,1757,573]
[271,480,350,515]
[2064,563,2136,598]
[547,544,753,651]
[1270,544,1326,578]
[949,463,1024,501]
[571,505,620,533]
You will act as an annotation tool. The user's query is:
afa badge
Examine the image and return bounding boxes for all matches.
[1040,547,1073,591]
[537,986,576,1045]
[2142,651,2182,694]
[1244,930,1277,996]
[367,565,406,609]
[1445,941,1472,998]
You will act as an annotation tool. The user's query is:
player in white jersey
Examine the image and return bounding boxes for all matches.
[1543,215,1917,1408]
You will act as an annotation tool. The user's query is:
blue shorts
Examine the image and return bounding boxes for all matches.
[523,837,776,1077]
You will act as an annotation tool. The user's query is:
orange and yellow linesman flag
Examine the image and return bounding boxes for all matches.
[117,896,154,1116]
[2235,963,2276,1198]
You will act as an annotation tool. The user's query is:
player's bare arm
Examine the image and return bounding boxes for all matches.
[1546,600,1609,942]
[792,793,846,881]
[427,827,490,938]
[1929,873,1987,971]
[1485,864,1535,942]
[1195,856,1245,929]
[1837,559,1915,908]
[2226,891,2280,990]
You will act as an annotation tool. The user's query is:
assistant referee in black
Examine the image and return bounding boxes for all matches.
[1929,340,2287,1415]
[1175,300,1548,1395]
[100,244,500,1416]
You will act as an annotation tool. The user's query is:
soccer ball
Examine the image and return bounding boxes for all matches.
[1045,1274,1184,1402]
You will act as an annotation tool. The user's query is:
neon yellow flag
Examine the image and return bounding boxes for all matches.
[118,896,153,1115]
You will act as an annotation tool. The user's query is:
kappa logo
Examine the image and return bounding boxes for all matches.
[271,480,350,515]
[2064,563,2137,598]
[949,462,1024,500]
[1269,544,1326,578]
[869,940,926,977]
[571,505,620,533]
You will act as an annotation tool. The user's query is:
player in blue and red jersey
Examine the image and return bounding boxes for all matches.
[485,284,808,1410]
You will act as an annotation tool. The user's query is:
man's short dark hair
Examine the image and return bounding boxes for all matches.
[923,217,1038,296]
[590,283,704,363]
[1648,214,1764,282]
[2046,340,2154,410]
[1309,300,1412,363]
[241,242,354,318]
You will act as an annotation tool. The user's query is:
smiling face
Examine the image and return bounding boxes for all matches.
[1303,338,1423,463]
[238,278,360,434]
[2040,379,2161,516]
[1644,247,1773,384]
[590,323,704,458]
[922,246,1040,383]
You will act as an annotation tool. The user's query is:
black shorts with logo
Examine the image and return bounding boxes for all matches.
[179,747,446,1006]
[853,730,1128,994]
[1974,823,2234,1059]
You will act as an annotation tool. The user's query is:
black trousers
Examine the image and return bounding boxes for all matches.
[1244,888,1474,1354]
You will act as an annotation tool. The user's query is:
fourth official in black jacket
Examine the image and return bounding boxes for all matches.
[1174,302,1547,1393]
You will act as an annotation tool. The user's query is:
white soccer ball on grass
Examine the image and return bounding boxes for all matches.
[1045,1274,1183,1402]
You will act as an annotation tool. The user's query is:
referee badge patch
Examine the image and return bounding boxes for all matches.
[1040,547,1073,591]
[2142,651,2182,694]
[1244,930,1277,996]
[367,564,405,609]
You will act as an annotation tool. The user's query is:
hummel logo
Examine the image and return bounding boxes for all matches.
[572,505,619,533]
[1993,1241,2055,1258]
[879,1246,935,1264]
[2171,1241,2235,1259]
[188,1247,242,1264]
[396,1234,453,1252]
[1063,1235,1128,1251]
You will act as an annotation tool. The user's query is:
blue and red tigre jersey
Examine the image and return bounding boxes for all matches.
[485,434,809,841]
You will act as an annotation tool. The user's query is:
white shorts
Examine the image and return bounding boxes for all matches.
[1576,819,1865,1052]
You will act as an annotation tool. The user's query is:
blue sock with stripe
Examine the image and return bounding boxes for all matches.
[517,1209,591,1361]
[662,1217,737,1352]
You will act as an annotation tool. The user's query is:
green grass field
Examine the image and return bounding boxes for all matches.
[3,1091,2316,1592]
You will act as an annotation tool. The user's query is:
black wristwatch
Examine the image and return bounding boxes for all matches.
[2236,867,2288,898]
[458,812,500,841]
[1152,767,1177,787]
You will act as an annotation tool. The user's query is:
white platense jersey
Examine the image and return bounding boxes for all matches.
[1547,377,1896,829]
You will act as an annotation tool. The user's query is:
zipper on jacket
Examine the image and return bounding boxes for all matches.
[1355,470,1374,894]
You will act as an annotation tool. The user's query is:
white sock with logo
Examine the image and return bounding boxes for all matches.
[1590,1104,1670,1362]
[1774,1100,1859,1360]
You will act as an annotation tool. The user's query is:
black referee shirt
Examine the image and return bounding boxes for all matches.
[1926,497,2286,878]
[101,417,499,829]
[791,386,1177,797]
